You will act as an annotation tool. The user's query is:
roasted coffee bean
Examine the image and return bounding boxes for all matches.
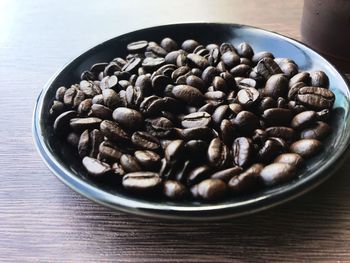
[237,88,260,107]
[92,94,104,105]
[277,97,288,108]
[288,82,306,100]
[102,89,119,109]
[300,121,330,140]
[291,110,318,130]
[127,40,148,53]
[53,110,77,135]
[201,66,220,84]
[220,119,236,146]
[120,154,142,172]
[290,139,321,158]
[211,166,243,182]
[238,42,254,59]
[171,85,204,106]
[278,61,298,78]
[122,57,142,74]
[134,150,161,169]
[186,75,206,93]
[289,72,310,88]
[229,103,243,115]
[207,138,230,168]
[219,43,237,55]
[221,51,240,69]
[165,140,185,163]
[90,62,108,77]
[99,141,124,162]
[259,163,295,186]
[258,138,285,163]
[229,64,251,77]
[184,140,208,158]
[256,57,282,79]
[296,86,335,110]
[181,39,200,53]
[171,66,190,80]
[252,51,274,64]
[82,157,111,176]
[181,112,211,128]
[145,117,174,138]
[142,57,166,71]
[131,131,160,151]
[265,126,295,142]
[89,104,112,119]
[309,70,329,88]
[103,63,121,77]
[49,100,65,118]
[264,74,288,98]
[80,80,101,97]
[232,137,254,167]
[237,78,257,89]
[78,129,90,158]
[165,50,186,65]
[212,105,229,126]
[212,76,227,92]
[228,164,263,193]
[89,129,103,158]
[70,117,102,132]
[163,180,187,199]
[204,91,226,102]
[100,120,129,142]
[274,153,303,168]
[197,179,227,200]
[233,111,260,134]
[122,172,161,192]
[55,86,67,101]
[112,107,143,130]
[187,53,209,69]
[187,165,211,185]
[263,108,292,126]
[160,37,178,52]
[180,127,215,141]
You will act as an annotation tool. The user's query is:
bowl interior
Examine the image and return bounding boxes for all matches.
[34,23,350,218]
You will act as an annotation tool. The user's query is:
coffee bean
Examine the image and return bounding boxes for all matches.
[265,126,295,142]
[264,74,288,98]
[263,108,292,126]
[237,88,260,107]
[290,139,321,158]
[134,150,161,169]
[289,72,310,88]
[92,94,104,105]
[238,42,254,59]
[127,40,148,53]
[112,107,143,130]
[181,39,200,53]
[103,63,121,77]
[291,110,318,130]
[232,137,254,167]
[288,82,306,100]
[187,165,211,185]
[122,172,161,192]
[300,121,330,140]
[309,70,329,88]
[63,86,77,107]
[82,157,111,176]
[163,180,187,199]
[212,105,229,126]
[204,91,226,102]
[219,43,237,55]
[131,131,160,151]
[122,57,142,74]
[120,154,142,172]
[100,120,129,142]
[201,66,220,84]
[99,141,124,162]
[197,179,227,200]
[145,117,174,138]
[211,166,243,182]
[229,64,251,77]
[259,163,295,186]
[228,164,263,193]
[296,86,335,110]
[102,89,119,109]
[89,104,112,119]
[252,51,274,64]
[274,153,303,168]
[55,86,67,101]
[78,130,90,158]
[258,138,285,163]
[256,57,282,79]
[212,76,228,92]
[165,140,185,163]
[80,80,101,97]
[207,138,230,168]
[142,57,166,71]
[187,53,209,69]
[221,51,240,69]
[181,112,211,128]
[171,85,204,106]
[70,117,102,132]
[220,119,236,146]
[49,100,65,118]
[234,111,260,134]
[160,38,178,52]
[90,62,108,77]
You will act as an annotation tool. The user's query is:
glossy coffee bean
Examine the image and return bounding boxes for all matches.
[237,88,260,107]
[134,150,161,169]
[160,37,178,52]
[259,163,296,186]
[181,112,211,128]
[233,111,260,134]
[112,107,143,130]
[256,57,282,79]
[171,85,204,106]
[211,166,243,182]
[163,180,187,199]
[290,139,321,158]
[300,121,330,140]
[70,117,102,132]
[264,74,288,98]
[99,141,124,162]
[265,126,295,142]
[165,140,185,163]
[262,108,292,126]
[120,154,142,173]
[232,137,254,167]
[274,153,303,168]
[291,110,318,130]
[100,120,129,142]
[296,86,335,110]
[228,164,263,193]
[309,70,329,88]
[122,172,161,192]
[82,157,111,176]
[207,138,230,168]
[131,131,160,151]
[197,179,227,200]
[258,138,285,163]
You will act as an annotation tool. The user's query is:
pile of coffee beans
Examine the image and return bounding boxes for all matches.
[50,37,335,201]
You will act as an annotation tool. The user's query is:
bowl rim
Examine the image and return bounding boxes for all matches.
[32,22,350,220]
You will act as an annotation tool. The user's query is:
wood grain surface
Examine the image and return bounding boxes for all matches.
[1,0,350,262]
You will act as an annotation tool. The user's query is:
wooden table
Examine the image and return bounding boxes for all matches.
[1,0,350,262]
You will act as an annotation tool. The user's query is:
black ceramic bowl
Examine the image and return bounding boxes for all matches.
[33,23,350,220]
